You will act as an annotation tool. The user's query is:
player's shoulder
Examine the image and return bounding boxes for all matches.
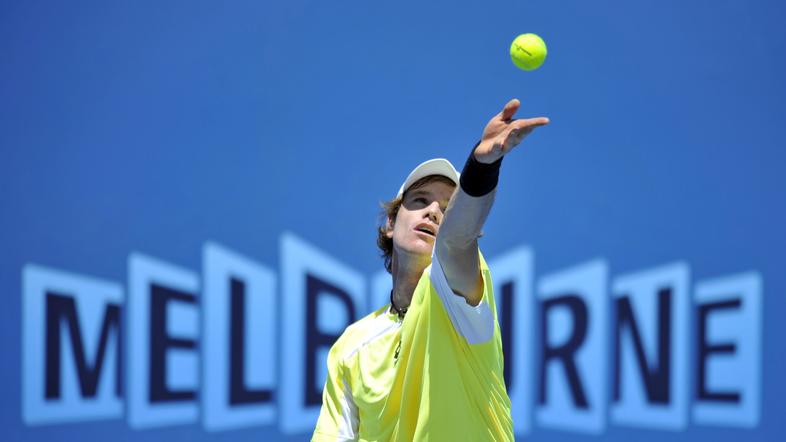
[329,304,392,358]
[343,304,390,336]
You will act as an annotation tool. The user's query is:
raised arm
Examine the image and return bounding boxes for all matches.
[435,99,549,305]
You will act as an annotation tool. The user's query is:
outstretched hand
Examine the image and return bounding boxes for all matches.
[474,99,549,164]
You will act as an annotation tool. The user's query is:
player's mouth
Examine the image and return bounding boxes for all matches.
[414,223,436,238]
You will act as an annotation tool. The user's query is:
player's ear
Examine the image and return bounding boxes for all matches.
[385,216,394,239]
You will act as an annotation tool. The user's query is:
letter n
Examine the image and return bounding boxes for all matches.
[611,262,689,430]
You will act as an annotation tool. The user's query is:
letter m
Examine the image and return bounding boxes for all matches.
[23,264,124,425]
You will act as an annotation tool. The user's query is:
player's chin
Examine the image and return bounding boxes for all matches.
[402,238,433,256]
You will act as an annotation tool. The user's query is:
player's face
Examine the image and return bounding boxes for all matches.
[388,179,456,259]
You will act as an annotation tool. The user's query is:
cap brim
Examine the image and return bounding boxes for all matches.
[396,158,460,198]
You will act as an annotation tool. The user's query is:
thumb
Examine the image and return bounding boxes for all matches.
[499,98,520,121]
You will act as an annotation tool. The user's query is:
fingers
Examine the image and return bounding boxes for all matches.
[515,116,550,130]
[505,117,550,149]
[499,98,521,121]
[498,99,549,129]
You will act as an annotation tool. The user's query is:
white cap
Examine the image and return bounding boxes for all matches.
[396,158,460,198]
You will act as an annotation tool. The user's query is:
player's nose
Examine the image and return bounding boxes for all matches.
[426,202,442,225]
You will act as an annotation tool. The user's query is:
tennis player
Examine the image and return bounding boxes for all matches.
[312,99,549,441]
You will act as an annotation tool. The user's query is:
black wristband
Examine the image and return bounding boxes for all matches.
[459,142,502,197]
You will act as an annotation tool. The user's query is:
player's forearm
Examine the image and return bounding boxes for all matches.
[438,186,496,250]
[438,144,502,247]
[434,147,501,304]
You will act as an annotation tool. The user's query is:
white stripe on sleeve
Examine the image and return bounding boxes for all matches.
[336,376,359,441]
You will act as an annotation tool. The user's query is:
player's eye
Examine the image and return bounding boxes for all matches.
[413,197,428,206]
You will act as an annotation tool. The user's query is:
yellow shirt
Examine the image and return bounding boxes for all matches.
[312,251,513,441]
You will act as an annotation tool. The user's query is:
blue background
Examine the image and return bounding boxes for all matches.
[2,0,785,440]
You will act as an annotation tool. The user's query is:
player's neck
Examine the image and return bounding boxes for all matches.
[390,251,429,311]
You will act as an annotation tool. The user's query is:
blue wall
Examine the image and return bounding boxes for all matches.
[2,1,785,441]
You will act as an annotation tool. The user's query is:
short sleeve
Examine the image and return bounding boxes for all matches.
[428,248,495,344]
[312,342,359,442]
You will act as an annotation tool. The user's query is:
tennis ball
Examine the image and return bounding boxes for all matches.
[510,33,547,71]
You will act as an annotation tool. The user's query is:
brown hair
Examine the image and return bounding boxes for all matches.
[376,175,456,273]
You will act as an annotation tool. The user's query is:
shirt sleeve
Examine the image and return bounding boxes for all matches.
[312,341,359,442]
[428,247,495,345]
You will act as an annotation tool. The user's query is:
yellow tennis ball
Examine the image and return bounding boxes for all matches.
[510,33,547,71]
